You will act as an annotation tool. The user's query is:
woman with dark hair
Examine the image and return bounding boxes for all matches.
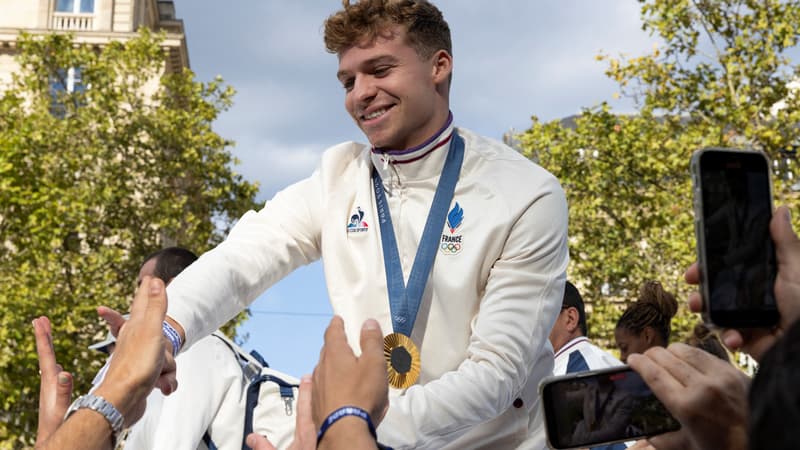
[614,281,678,362]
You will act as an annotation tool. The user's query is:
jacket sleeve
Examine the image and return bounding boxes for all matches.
[377,177,569,448]
[166,171,324,349]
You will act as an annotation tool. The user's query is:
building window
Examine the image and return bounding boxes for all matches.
[55,0,95,13]
[50,68,86,117]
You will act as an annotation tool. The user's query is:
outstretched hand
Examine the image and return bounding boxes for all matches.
[33,316,73,446]
[312,316,389,427]
[93,276,176,427]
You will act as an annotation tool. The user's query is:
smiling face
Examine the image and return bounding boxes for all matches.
[337,26,451,149]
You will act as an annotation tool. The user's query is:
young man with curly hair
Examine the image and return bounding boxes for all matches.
[161,1,568,448]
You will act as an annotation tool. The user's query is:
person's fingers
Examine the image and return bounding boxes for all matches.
[728,327,779,363]
[144,277,168,326]
[33,317,57,377]
[156,348,178,395]
[720,328,744,351]
[55,371,73,409]
[324,316,347,349]
[643,345,702,387]
[359,319,384,363]
[245,433,277,450]
[770,206,798,251]
[646,429,692,450]
[294,375,317,447]
[684,262,699,284]
[97,306,127,338]
[666,343,721,376]
[772,205,800,325]
[628,353,684,411]
[687,292,703,314]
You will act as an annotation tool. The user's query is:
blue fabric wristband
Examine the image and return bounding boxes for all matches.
[161,321,182,356]
[316,406,376,447]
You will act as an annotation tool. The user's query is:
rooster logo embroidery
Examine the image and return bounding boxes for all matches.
[347,206,369,233]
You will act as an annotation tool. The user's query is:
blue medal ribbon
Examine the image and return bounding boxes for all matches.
[372,132,465,337]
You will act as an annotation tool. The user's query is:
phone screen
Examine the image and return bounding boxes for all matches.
[541,366,680,449]
[697,150,778,327]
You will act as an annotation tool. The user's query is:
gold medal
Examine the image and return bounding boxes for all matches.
[383,332,421,389]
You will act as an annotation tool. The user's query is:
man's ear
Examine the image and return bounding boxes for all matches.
[431,49,452,85]
[564,307,580,333]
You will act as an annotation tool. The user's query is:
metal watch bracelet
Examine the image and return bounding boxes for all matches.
[64,394,124,443]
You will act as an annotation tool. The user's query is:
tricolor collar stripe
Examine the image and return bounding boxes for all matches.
[554,336,590,359]
[371,112,453,156]
[387,133,452,165]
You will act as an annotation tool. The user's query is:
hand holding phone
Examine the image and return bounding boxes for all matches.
[627,344,750,450]
[690,148,779,328]
[540,366,680,449]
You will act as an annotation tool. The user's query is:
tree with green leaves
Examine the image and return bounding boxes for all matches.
[520,0,800,349]
[0,29,259,447]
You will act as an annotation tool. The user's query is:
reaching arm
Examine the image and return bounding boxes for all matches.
[166,172,325,349]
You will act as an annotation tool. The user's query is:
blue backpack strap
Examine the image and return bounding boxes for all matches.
[242,374,300,450]
[203,431,219,450]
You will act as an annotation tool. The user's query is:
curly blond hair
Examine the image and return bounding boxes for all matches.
[323,0,452,59]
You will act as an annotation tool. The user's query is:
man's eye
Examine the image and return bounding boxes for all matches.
[374,66,391,76]
[342,80,354,92]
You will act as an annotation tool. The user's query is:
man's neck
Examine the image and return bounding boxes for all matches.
[372,111,453,154]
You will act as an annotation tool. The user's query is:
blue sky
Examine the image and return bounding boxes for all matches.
[173,1,654,377]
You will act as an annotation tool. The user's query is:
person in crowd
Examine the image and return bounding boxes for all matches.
[614,280,678,362]
[550,280,624,375]
[156,1,568,448]
[548,281,629,450]
[683,322,730,363]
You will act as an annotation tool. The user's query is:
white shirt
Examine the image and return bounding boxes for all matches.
[166,124,569,449]
[553,336,624,376]
[124,334,246,450]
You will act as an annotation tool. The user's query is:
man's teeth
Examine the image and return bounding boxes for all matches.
[364,108,387,120]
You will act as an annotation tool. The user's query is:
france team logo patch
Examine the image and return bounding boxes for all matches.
[440,202,463,255]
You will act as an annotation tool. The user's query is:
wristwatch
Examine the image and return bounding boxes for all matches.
[64,394,124,442]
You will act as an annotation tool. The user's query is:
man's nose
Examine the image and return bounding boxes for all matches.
[352,75,377,103]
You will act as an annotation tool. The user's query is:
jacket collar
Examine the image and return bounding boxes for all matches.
[370,112,455,183]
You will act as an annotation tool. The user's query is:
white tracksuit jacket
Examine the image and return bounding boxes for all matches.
[166,122,569,449]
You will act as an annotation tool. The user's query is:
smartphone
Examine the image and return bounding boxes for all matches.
[540,366,680,449]
[690,148,779,328]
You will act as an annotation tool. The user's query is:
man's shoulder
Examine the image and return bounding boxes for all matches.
[457,126,559,187]
[320,140,370,163]
[576,339,624,370]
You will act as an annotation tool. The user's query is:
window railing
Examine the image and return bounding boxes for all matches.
[51,12,94,31]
